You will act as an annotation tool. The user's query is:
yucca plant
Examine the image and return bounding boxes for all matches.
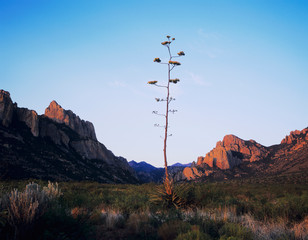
[148,35,185,202]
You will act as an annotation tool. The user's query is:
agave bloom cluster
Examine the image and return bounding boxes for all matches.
[169,78,180,84]
[177,51,185,56]
[154,57,161,63]
[148,80,158,85]
[169,60,181,66]
[161,41,171,45]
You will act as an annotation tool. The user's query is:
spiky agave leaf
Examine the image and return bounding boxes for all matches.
[149,182,190,209]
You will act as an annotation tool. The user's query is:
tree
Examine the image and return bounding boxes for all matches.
[148,35,185,196]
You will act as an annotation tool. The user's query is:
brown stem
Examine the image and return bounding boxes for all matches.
[163,45,172,195]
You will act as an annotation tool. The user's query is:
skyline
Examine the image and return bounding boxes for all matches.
[1,1,308,167]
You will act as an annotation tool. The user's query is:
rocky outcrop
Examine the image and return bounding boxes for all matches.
[178,135,270,181]
[0,90,14,127]
[197,148,241,170]
[178,127,308,182]
[180,163,213,181]
[197,135,268,170]
[16,108,39,137]
[70,140,115,164]
[45,101,97,140]
[0,90,138,183]
[217,135,268,162]
[0,90,40,137]
[281,128,308,145]
[183,167,201,180]
[39,118,70,147]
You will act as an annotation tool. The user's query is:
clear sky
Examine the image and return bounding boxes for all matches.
[1,1,308,167]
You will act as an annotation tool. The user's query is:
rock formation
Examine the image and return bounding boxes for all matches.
[0,89,138,183]
[0,90,14,127]
[281,128,308,145]
[45,100,97,140]
[196,135,268,170]
[16,108,40,137]
[179,127,308,182]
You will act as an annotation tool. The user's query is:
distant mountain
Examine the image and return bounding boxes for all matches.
[129,161,191,183]
[175,128,308,182]
[129,161,164,183]
[129,161,157,172]
[0,90,138,183]
[171,162,191,167]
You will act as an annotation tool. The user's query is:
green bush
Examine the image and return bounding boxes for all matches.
[176,227,212,240]
[158,220,191,240]
[218,223,253,240]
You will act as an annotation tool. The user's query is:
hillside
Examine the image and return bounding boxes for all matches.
[0,90,138,183]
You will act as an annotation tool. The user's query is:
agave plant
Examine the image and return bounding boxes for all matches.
[150,182,191,209]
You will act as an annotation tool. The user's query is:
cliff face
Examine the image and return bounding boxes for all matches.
[45,101,97,140]
[0,90,138,183]
[196,135,268,170]
[0,90,14,127]
[16,108,40,137]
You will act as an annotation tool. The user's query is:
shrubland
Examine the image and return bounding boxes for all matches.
[0,180,307,239]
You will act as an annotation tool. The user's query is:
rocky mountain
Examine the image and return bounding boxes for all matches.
[0,90,138,183]
[176,128,308,182]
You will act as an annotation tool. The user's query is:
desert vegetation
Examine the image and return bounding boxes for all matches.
[0,180,307,239]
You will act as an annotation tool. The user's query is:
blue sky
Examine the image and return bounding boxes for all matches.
[1,0,308,167]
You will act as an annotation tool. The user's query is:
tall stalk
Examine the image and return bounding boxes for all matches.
[148,35,185,195]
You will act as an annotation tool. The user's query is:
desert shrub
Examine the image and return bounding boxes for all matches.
[124,212,156,239]
[43,181,62,199]
[6,183,46,238]
[158,220,191,240]
[36,203,92,240]
[1,182,61,240]
[176,228,212,240]
[218,222,253,240]
[292,216,308,239]
[193,183,226,207]
[283,193,308,222]
[192,217,223,239]
[101,208,125,230]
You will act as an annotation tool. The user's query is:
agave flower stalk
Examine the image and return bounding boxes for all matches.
[148,35,185,195]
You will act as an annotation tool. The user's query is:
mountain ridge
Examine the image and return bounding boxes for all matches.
[176,127,308,182]
[0,90,138,183]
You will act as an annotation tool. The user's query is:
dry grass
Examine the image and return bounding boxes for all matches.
[181,206,308,240]
[100,207,124,230]
[2,182,61,240]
